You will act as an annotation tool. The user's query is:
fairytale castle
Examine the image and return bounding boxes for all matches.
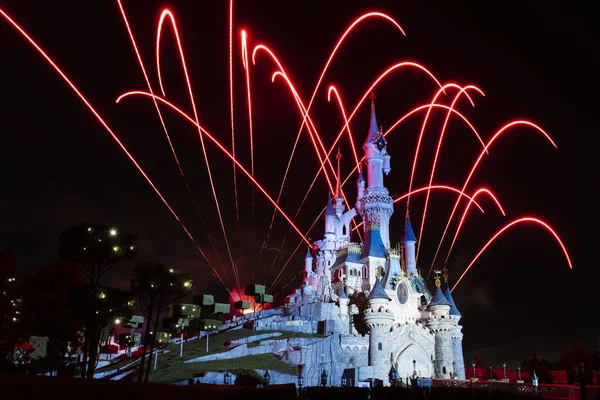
[280,96,466,386]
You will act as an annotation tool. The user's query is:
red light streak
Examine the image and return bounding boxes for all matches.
[352,185,484,231]
[229,0,240,223]
[241,30,255,222]
[451,217,573,292]
[116,91,311,246]
[428,120,558,280]
[445,188,506,264]
[116,1,229,282]
[416,85,485,262]
[156,9,241,291]
[0,8,230,292]
[327,85,360,170]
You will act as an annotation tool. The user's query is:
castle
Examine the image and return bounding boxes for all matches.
[281,95,466,386]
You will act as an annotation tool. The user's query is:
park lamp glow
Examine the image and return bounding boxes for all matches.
[87,227,92,232]
[109,228,117,236]
[129,245,135,250]
[183,281,192,288]
[98,291,106,299]
[169,268,174,273]
[114,318,121,324]
[113,245,120,252]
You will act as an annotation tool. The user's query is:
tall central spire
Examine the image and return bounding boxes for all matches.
[364,91,379,146]
[335,148,342,199]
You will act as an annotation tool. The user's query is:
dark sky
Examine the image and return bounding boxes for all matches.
[1,1,598,358]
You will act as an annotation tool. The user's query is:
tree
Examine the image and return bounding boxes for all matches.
[59,222,137,378]
[130,263,191,382]
[26,260,86,374]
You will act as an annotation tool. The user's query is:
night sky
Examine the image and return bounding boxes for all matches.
[1,1,598,360]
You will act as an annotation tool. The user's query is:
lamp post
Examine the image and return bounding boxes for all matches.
[263,370,271,387]
[472,361,477,381]
[488,365,494,381]
[502,362,508,381]
[517,366,523,384]
[297,372,303,389]
[532,370,539,395]
[224,370,231,386]
[321,369,328,387]
[389,364,398,387]
[452,361,456,379]
[412,359,417,378]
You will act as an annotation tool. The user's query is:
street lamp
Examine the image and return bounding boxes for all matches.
[321,369,328,387]
[452,361,456,379]
[263,370,271,387]
[502,362,507,380]
[389,364,398,386]
[532,370,539,395]
[488,365,493,380]
[412,359,417,378]
[224,371,231,385]
[297,372,304,389]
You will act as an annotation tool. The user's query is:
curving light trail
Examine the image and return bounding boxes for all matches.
[416,85,485,263]
[327,85,360,170]
[156,10,241,290]
[445,188,506,264]
[428,121,558,280]
[0,8,230,292]
[229,0,240,223]
[451,217,573,292]
[241,30,255,223]
[352,185,484,231]
[116,1,229,281]
[116,90,311,246]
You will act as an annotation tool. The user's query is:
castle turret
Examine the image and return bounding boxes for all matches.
[358,93,394,248]
[334,149,345,217]
[304,246,313,277]
[403,216,418,276]
[364,278,394,382]
[325,193,336,237]
[357,167,365,203]
[442,268,465,379]
[338,286,349,320]
[426,273,455,378]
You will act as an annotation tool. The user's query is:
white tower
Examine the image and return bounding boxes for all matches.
[403,216,418,277]
[364,278,394,382]
[426,273,454,378]
[358,93,394,249]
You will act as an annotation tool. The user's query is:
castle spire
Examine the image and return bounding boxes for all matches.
[364,91,379,146]
[335,148,342,199]
[325,192,334,216]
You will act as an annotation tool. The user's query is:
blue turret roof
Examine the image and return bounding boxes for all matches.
[339,287,348,300]
[358,167,365,183]
[360,226,387,259]
[367,278,390,300]
[429,285,451,307]
[305,246,313,259]
[325,192,335,216]
[443,283,461,316]
[364,96,379,146]
[403,217,417,243]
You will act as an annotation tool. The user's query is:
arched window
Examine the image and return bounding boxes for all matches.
[442,367,447,375]
[342,225,347,236]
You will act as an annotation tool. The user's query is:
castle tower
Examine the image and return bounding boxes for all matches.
[304,246,313,279]
[403,216,418,276]
[333,148,345,217]
[338,286,349,320]
[358,93,394,248]
[426,272,455,378]
[364,278,394,381]
[442,268,465,379]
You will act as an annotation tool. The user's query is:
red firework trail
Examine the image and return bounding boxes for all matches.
[229,0,240,223]
[327,86,361,170]
[416,85,485,263]
[116,1,229,281]
[0,8,230,292]
[427,120,558,280]
[241,30,255,225]
[255,12,405,252]
[445,188,506,264]
[352,185,485,231]
[156,10,241,291]
[299,62,444,219]
[451,217,573,292]
[116,91,311,246]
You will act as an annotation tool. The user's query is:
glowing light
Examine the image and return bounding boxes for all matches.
[117,91,310,246]
[109,228,117,236]
[445,188,506,264]
[169,268,174,273]
[113,246,120,252]
[428,120,557,279]
[452,217,573,291]
[87,227,92,232]
[115,319,121,324]
[183,281,192,288]
[98,292,106,299]
[156,9,239,291]
[0,8,229,292]
[229,0,240,223]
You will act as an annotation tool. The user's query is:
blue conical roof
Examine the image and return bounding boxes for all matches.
[429,285,451,307]
[403,217,417,243]
[360,226,387,259]
[357,167,365,183]
[305,246,313,259]
[367,278,390,300]
[325,192,335,216]
[364,97,379,146]
[443,283,461,316]
[339,287,348,300]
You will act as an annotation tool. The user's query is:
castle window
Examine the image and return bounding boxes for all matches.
[343,225,347,235]
[443,367,447,375]
[378,343,382,351]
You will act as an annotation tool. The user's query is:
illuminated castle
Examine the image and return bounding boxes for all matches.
[284,95,466,385]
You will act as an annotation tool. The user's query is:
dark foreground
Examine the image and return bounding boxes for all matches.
[0,374,559,400]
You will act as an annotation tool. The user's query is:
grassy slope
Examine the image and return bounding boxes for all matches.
[114,328,321,383]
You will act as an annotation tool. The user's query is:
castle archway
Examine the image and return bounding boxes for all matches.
[394,343,432,379]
